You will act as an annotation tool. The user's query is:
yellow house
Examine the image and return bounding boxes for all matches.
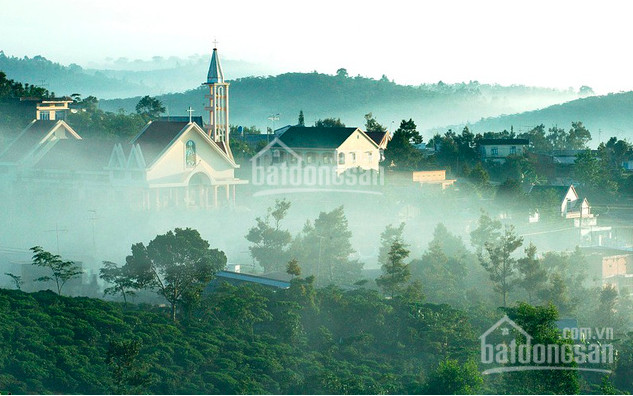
[253,126,382,173]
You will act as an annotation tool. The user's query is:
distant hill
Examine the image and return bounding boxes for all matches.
[1,51,591,136]
[0,52,276,99]
[448,91,633,142]
[101,73,581,136]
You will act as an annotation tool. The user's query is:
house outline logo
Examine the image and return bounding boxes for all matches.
[480,315,613,375]
[479,315,532,348]
[250,136,303,167]
[249,134,384,195]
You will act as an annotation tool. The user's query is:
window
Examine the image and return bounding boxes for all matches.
[39,111,50,120]
[185,140,197,168]
[367,151,373,162]
[510,146,516,154]
[338,152,345,164]
[491,147,498,156]
[350,152,356,163]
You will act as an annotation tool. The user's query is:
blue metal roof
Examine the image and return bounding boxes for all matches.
[215,271,291,289]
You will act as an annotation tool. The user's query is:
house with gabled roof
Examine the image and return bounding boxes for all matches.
[0,46,247,210]
[252,126,382,173]
[480,138,529,162]
[108,119,247,209]
[0,119,82,167]
[528,184,593,222]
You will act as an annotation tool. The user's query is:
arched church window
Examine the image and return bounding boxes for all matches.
[185,140,197,168]
[338,152,345,165]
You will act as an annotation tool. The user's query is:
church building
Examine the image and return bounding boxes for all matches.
[0,47,246,210]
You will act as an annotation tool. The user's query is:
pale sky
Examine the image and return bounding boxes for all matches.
[1,0,632,94]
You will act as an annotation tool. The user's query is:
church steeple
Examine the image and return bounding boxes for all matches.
[206,47,224,84]
[203,44,231,159]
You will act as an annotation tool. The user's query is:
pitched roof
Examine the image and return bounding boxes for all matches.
[365,131,388,146]
[131,121,189,166]
[529,185,581,202]
[159,115,204,129]
[213,271,291,289]
[479,138,530,145]
[33,139,112,171]
[206,48,224,84]
[0,120,60,163]
[277,126,359,149]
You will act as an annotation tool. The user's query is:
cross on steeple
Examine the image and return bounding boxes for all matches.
[213,39,219,49]
[187,106,194,123]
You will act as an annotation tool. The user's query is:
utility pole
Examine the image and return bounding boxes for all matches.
[88,209,99,254]
[267,113,280,143]
[45,223,68,254]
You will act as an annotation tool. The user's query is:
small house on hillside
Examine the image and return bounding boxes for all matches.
[528,184,595,225]
[252,126,383,173]
[412,170,455,190]
[479,138,529,161]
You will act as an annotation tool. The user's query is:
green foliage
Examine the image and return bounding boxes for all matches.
[423,359,483,394]
[516,243,547,304]
[478,226,524,307]
[314,117,346,127]
[376,240,411,297]
[286,258,301,277]
[383,119,427,170]
[246,199,293,273]
[100,261,137,304]
[469,210,502,256]
[502,303,581,394]
[124,228,226,321]
[377,223,406,266]
[289,206,362,285]
[364,112,387,133]
[106,339,152,393]
[30,246,82,296]
[65,104,148,140]
[4,272,23,290]
[135,95,165,118]
[429,127,480,175]
[298,110,305,126]
[410,223,473,306]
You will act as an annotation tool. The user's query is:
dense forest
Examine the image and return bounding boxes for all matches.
[0,52,582,134]
[2,203,632,394]
[455,91,633,144]
[101,71,581,134]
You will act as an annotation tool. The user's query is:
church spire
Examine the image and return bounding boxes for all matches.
[206,46,224,84]
[203,44,232,159]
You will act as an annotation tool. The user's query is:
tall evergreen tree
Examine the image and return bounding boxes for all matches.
[376,240,411,297]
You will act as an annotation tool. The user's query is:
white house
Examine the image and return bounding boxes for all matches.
[0,46,246,210]
[253,126,382,173]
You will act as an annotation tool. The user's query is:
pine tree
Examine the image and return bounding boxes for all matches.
[376,240,411,297]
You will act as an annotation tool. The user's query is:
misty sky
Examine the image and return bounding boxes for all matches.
[2,0,632,94]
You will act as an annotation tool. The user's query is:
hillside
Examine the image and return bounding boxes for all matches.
[451,91,633,142]
[0,52,275,99]
[0,52,584,135]
[101,73,581,135]
[0,285,481,394]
